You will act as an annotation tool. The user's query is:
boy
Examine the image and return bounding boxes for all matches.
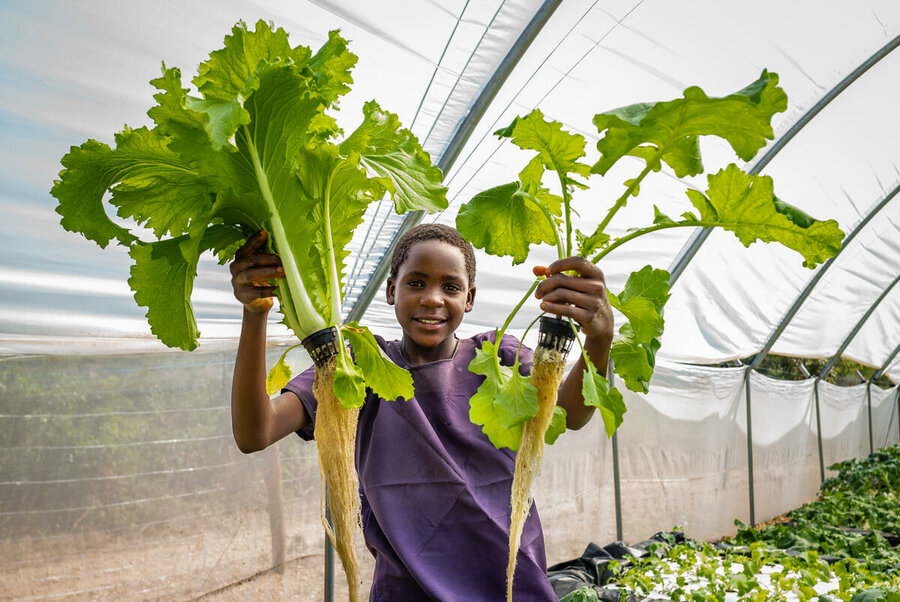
[229,224,613,600]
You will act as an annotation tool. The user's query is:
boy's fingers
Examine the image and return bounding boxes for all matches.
[538,288,599,311]
[536,271,606,299]
[233,265,284,288]
[230,252,283,276]
[538,300,591,324]
[546,256,603,278]
[235,230,268,259]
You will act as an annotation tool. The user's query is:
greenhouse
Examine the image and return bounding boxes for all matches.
[2,0,899,600]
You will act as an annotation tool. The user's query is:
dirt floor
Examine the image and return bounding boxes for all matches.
[1,510,375,601]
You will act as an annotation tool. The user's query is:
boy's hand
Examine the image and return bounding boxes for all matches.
[533,257,614,342]
[230,230,284,313]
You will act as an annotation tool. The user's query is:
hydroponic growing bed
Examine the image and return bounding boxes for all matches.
[550,445,900,601]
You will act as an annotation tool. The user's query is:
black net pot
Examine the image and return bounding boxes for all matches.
[301,326,340,367]
[537,316,579,356]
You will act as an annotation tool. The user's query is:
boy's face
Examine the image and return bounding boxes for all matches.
[386,240,475,363]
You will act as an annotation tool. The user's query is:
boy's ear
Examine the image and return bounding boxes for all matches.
[385,277,396,305]
[465,286,476,312]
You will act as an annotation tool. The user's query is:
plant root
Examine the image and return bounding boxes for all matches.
[313,359,362,602]
[507,346,566,601]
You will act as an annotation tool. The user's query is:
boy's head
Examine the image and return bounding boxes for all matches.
[385,224,477,360]
[389,223,476,287]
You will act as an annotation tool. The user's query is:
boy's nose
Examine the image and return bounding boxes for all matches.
[421,289,444,307]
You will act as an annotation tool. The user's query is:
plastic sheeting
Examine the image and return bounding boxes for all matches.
[3,351,895,599]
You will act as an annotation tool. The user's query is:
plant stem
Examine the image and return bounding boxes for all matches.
[497,279,541,342]
[322,167,343,325]
[558,172,573,258]
[243,126,326,338]
[591,220,716,262]
[515,313,542,365]
[594,160,656,236]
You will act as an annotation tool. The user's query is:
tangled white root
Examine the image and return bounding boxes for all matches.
[313,359,362,602]
[506,346,566,601]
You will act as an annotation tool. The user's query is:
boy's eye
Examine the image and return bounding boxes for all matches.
[405,280,424,288]
[443,283,461,292]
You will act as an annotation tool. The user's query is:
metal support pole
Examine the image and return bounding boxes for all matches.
[744,368,756,526]
[813,379,826,483]
[324,500,334,602]
[866,380,874,455]
[608,359,623,541]
[896,388,900,445]
[611,431,623,541]
[885,389,898,448]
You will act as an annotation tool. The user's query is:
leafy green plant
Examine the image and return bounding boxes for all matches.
[457,70,844,450]
[50,21,447,601]
[456,71,844,600]
[733,445,900,574]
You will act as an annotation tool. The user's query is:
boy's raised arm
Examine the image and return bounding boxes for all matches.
[230,231,308,453]
[533,257,614,430]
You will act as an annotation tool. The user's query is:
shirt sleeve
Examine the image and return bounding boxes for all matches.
[282,364,317,441]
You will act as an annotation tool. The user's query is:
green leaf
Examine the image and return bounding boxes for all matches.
[592,70,787,176]
[608,294,663,345]
[851,588,899,602]
[467,339,538,450]
[507,109,592,181]
[308,29,358,105]
[544,406,567,445]
[456,182,557,264]
[576,227,610,258]
[560,586,600,602]
[495,361,538,429]
[333,347,366,409]
[581,361,626,437]
[199,223,249,264]
[608,266,670,346]
[150,64,249,157]
[107,127,216,238]
[54,125,212,245]
[611,324,661,394]
[517,155,545,194]
[469,380,524,451]
[52,138,139,249]
[494,116,520,139]
[266,348,294,396]
[653,205,675,225]
[341,100,447,214]
[193,20,312,104]
[127,235,202,351]
[342,323,414,401]
[686,164,844,268]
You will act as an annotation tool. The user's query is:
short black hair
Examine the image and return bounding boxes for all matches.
[389,223,476,287]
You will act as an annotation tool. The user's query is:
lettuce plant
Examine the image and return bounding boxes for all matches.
[50,21,447,601]
[51,20,447,407]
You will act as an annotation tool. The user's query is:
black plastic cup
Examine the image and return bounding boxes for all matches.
[537,316,579,356]
[301,326,340,367]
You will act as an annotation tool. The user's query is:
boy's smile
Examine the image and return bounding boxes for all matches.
[386,239,475,366]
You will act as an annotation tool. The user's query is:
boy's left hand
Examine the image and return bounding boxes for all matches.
[533,257,614,342]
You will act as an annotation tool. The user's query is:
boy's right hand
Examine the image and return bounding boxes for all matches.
[230,230,284,313]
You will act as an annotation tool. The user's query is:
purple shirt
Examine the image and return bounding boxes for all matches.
[285,331,556,601]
